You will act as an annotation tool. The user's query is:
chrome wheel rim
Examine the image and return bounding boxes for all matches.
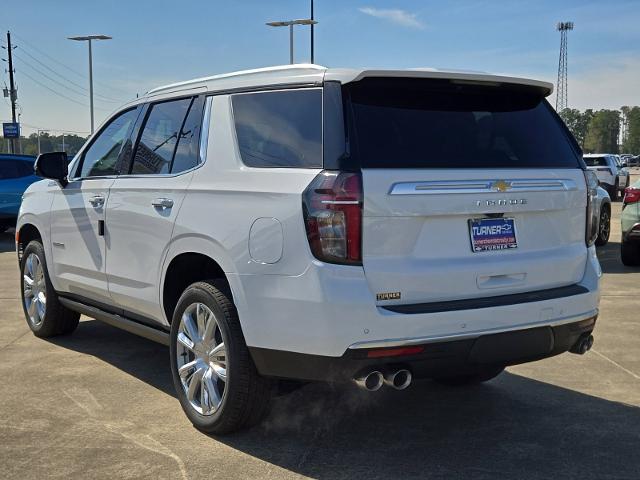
[23,253,46,327]
[175,303,227,416]
[600,210,610,240]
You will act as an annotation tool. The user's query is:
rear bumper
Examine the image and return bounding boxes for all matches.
[250,314,597,382]
[233,246,601,357]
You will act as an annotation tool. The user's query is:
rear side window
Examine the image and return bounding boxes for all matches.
[231,89,322,168]
[131,98,192,175]
[583,156,608,167]
[345,78,581,169]
[171,96,205,173]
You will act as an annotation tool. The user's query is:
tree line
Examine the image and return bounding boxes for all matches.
[0,132,87,156]
[559,106,640,154]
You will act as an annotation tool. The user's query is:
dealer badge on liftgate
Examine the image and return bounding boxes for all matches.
[376,292,401,301]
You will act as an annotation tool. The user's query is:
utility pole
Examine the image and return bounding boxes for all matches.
[555,22,574,111]
[6,31,18,154]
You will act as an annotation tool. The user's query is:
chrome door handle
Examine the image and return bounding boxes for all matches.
[151,198,174,209]
[89,195,105,207]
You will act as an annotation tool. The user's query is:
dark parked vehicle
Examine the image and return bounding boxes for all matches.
[0,154,38,231]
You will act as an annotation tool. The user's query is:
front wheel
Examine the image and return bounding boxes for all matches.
[20,240,80,337]
[169,281,272,434]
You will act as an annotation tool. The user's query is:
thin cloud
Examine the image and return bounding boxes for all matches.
[359,7,425,29]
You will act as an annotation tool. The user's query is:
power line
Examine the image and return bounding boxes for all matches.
[17,67,109,111]
[13,51,121,104]
[10,30,130,95]
[15,46,122,102]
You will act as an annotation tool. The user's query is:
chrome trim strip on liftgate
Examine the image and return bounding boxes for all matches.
[389,179,578,195]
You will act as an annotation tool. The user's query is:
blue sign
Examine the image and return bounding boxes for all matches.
[2,122,20,139]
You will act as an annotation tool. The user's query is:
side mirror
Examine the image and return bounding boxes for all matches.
[34,152,68,187]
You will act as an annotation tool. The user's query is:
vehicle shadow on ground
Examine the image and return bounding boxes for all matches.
[50,319,640,479]
[48,319,174,396]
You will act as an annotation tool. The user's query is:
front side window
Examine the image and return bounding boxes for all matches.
[79,108,138,178]
[130,98,192,175]
[231,89,322,168]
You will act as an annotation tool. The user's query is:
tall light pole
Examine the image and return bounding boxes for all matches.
[266,19,317,64]
[310,0,315,64]
[68,34,112,134]
[37,129,49,155]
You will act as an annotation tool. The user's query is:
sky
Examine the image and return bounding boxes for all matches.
[1,0,639,136]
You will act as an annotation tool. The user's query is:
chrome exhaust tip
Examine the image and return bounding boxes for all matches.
[383,369,412,390]
[353,370,384,391]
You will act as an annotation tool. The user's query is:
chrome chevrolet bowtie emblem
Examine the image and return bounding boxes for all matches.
[492,180,512,192]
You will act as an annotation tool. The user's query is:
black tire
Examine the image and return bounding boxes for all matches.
[621,240,640,266]
[434,366,505,386]
[20,240,80,337]
[610,182,619,201]
[169,280,272,434]
[595,205,610,246]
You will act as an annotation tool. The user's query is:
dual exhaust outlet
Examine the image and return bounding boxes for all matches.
[354,368,412,391]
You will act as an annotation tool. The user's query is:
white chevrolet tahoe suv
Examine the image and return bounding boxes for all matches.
[17,65,601,434]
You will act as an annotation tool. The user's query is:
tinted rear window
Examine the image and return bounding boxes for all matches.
[583,156,608,167]
[231,89,322,168]
[345,78,581,169]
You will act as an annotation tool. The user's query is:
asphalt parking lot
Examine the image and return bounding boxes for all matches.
[1,196,639,479]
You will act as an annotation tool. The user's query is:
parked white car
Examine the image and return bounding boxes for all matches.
[17,65,601,434]
[583,153,629,200]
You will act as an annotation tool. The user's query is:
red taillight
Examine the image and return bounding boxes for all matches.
[302,170,362,265]
[624,187,640,205]
[366,346,424,358]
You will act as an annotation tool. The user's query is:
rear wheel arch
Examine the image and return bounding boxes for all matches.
[162,252,234,325]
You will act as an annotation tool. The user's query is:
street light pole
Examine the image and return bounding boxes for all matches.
[310,0,315,64]
[37,129,49,155]
[68,34,112,134]
[289,24,294,64]
[266,19,317,64]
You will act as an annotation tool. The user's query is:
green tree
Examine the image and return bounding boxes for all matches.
[584,110,621,153]
[559,108,593,148]
[622,106,640,154]
[1,133,87,156]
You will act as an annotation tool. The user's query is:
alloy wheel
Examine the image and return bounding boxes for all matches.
[23,253,46,327]
[175,302,227,415]
[600,210,610,240]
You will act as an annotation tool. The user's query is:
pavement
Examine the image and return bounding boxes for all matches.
[0,198,639,479]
